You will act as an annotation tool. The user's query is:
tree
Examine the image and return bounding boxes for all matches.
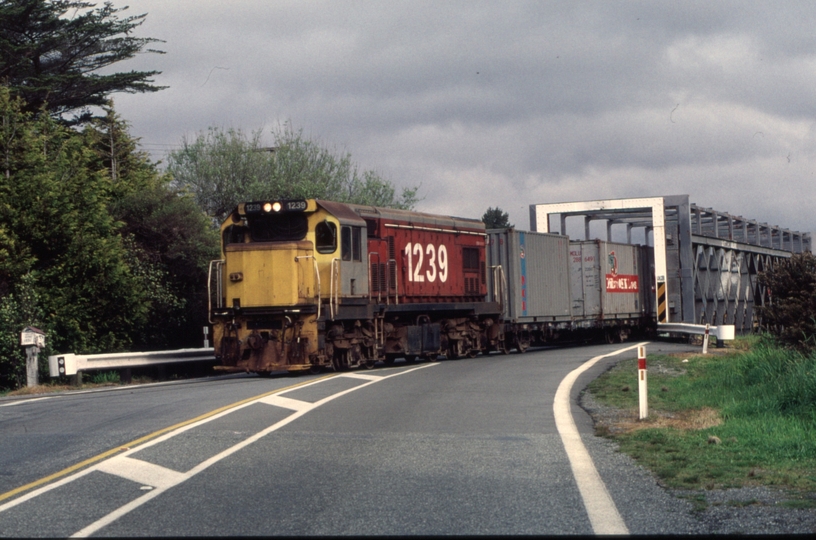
[86,103,220,350]
[0,86,156,389]
[167,124,420,223]
[0,0,165,124]
[482,206,512,229]
[757,252,816,352]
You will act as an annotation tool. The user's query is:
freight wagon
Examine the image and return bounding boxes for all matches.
[486,229,655,347]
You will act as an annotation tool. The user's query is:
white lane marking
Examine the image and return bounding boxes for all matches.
[69,362,440,537]
[258,394,314,411]
[554,343,645,535]
[338,372,383,381]
[95,457,186,490]
[0,396,55,407]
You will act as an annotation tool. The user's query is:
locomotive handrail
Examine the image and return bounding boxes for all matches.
[207,259,225,324]
[330,258,340,320]
[294,255,321,320]
[368,251,381,303]
[388,259,399,305]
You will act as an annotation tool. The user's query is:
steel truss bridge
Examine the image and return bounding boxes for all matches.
[530,195,811,334]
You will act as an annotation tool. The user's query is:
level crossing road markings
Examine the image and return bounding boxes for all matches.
[0,373,336,505]
[0,364,439,538]
[554,343,646,535]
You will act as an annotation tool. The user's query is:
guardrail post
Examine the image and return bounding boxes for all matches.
[702,324,710,355]
[638,345,648,420]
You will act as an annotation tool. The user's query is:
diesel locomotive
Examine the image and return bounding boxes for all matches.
[208,199,509,374]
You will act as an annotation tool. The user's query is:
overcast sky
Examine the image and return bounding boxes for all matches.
[108,0,816,236]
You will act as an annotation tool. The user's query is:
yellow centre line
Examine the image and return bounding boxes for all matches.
[0,374,336,504]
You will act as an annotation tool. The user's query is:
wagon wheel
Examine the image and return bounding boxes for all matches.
[605,329,617,344]
[514,335,529,354]
[383,355,397,366]
[404,355,417,363]
[498,335,511,355]
[363,359,376,370]
[309,363,322,374]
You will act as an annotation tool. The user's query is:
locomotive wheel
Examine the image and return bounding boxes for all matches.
[332,351,350,371]
[447,341,462,360]
[363,359,376,370]
[404,355,417,363]
[309,364,322,374]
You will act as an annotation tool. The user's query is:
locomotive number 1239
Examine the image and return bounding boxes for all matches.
[404,242,448,283]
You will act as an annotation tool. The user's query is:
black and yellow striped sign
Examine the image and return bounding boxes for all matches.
[657,280,667,323]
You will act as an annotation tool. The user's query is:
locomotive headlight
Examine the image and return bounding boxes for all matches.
[263,201,282,213]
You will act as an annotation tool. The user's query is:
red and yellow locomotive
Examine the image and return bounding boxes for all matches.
[209,199,507,374]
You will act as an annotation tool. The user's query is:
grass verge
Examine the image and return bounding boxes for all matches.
[587,336,816,496]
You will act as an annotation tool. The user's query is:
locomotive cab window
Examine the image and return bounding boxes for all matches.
[223,225,247,246]
[315,220,337,254]
[341,226,363,262]
[247,213,308,242]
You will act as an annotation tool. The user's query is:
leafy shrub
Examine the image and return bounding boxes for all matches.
[757,252,816,352]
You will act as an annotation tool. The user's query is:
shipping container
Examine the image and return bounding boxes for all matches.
[486,229,572,323]
[568,240,646,320]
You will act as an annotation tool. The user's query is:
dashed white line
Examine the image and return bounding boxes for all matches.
[95,456,186,490]
[553,343,645,535]
[258,394,314,411]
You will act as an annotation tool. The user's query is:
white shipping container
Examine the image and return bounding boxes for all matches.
[486,229,572,322]
[569,240,644,319]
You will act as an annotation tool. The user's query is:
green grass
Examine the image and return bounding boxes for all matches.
[587,337,816,493]
[90,371,121,384]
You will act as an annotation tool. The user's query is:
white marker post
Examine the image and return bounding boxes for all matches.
[638,345,648,420]
[702,324,710,355]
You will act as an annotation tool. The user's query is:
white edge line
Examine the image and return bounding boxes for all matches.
[554,343,646,535]
[0,396,56,407]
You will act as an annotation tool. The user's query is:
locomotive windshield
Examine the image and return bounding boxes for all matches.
[247,213,309,242]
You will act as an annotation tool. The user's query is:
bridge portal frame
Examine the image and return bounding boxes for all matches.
[530,195,810,333]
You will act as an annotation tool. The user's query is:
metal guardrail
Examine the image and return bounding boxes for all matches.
[657,323,735,341]
[48,348,216,378]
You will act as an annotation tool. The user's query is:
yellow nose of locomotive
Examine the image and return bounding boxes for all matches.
[225,241,315,308]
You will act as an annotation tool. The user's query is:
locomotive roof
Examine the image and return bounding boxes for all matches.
[316,200,485,232]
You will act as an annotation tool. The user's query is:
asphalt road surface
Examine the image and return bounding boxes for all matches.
[1,341,712,536]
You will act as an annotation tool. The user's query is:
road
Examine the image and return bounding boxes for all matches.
[0,341,708,536]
